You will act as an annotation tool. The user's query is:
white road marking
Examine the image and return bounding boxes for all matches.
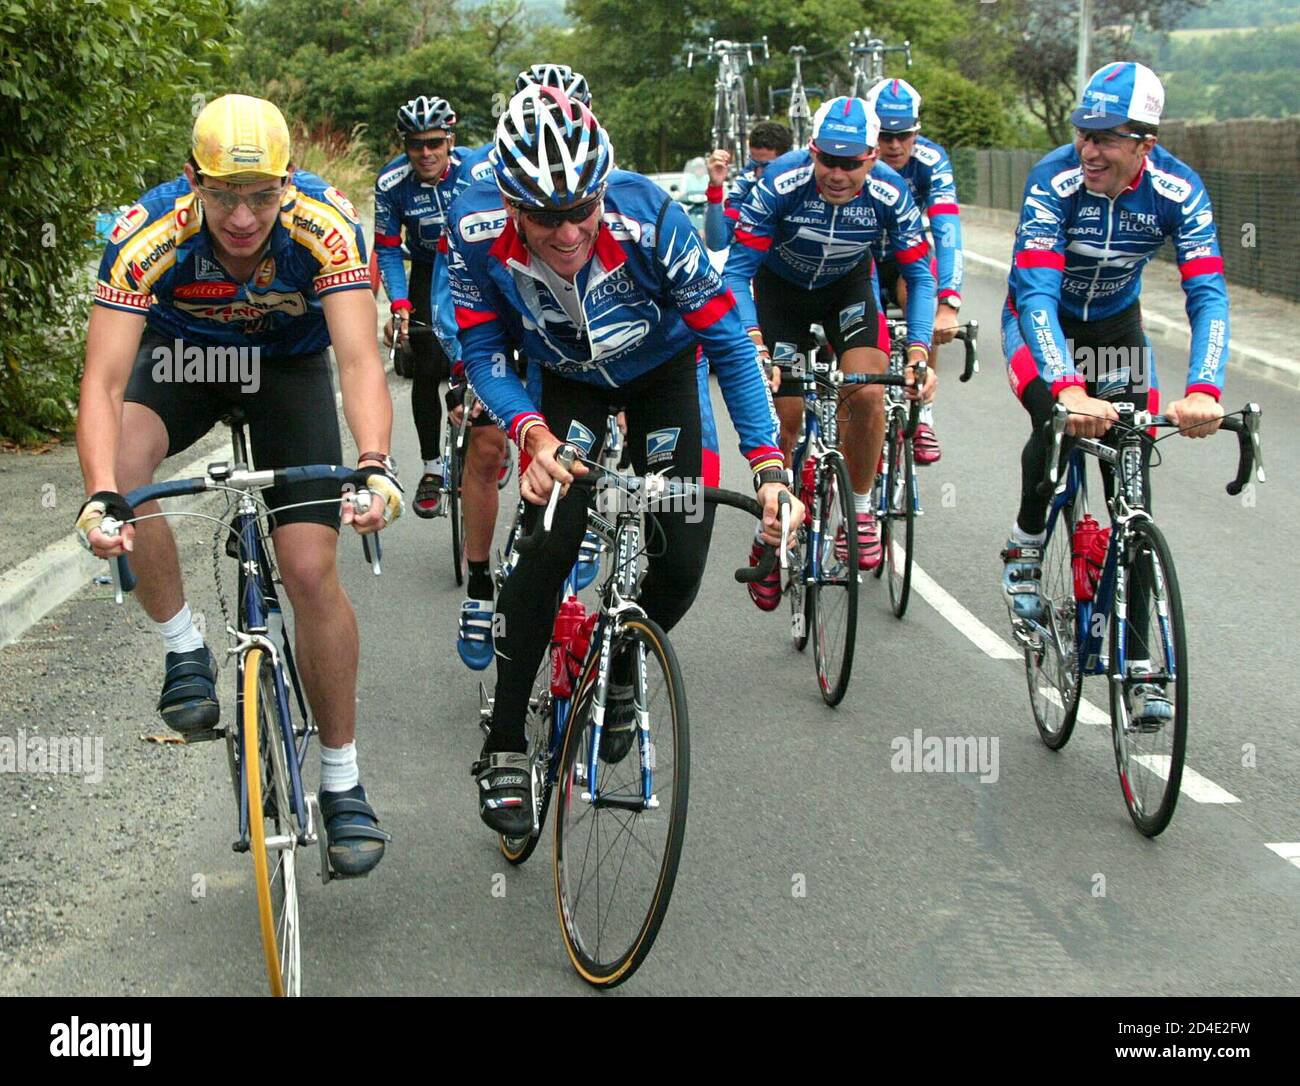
[907,558,1240,805]
[1265,843,1300,871]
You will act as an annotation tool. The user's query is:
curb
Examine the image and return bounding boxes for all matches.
[962,248,1300,391]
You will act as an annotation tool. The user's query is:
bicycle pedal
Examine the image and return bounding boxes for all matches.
[178,726,225,745]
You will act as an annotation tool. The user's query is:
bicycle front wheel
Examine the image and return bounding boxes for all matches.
[883,416,916,618]
[1026,494,1082,750]
[242,648,302,997]
[1108,519,1188,837]
[553,616,688,987]
[810,451,858,706]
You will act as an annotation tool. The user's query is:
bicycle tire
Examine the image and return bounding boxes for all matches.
[733,76,749,164]
[500,652,558,865]
[884,416,915,618]
[811,451,858,706]
[243,648,301,997]
[1025,492,1082,750]
[1108,519,1188,837]
[790,455,812,652]
[553,616,689,987]
[449,440,464,587]
[713,88,729,162]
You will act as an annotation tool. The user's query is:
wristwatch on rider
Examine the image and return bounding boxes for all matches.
[357,452,398,476]
[753,467,793,493]
[940,296,962,312]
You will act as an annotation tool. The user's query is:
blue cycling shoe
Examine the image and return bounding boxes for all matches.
[458,598,496,670]
[158,646,220,736]
[1001,538,1046,623]
[573,530,602,591]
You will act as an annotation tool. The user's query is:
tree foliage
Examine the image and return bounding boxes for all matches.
[0,0,236,443]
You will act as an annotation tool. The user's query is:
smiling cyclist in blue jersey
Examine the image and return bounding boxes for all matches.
[1000,64,1228,730]
[445,86,798,835]
[723,95,937,608]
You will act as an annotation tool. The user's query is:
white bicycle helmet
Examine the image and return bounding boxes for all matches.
[494,86,612,209]
[397,95,457,134]
[515,63,592,107]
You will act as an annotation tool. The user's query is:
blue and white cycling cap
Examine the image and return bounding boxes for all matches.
[1071,62,1164,130]
[866,78,921,131]
[810,96,880,158]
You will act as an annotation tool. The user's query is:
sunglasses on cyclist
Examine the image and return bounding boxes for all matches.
[405,135,449,152]
[1074,127,1149,149]
[514,198,603,229]
[814,150,870,172]
[877,129,919,143]
[195,184,284,214]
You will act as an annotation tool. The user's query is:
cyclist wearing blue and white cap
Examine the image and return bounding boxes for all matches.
[446,86,795,834]
[723,95,936,604]
[865,77,963,465]
[1000,63,1228,662]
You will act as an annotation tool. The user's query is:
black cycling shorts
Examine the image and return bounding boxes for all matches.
[124,329,344,530]
[754,259,885,397]
[408,260,450,385]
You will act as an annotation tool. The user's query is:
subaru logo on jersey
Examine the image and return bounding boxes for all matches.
[839,301,866,331]
[565,419,598,455]
[646,427,680,464]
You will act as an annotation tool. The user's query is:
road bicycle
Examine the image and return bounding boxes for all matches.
[768,45,823,149]
[847,27,912,98]
[481,444,781,985]
[1014,400,1264,835]
[870,312,979,618]
[99,409,389,995]
[687,37,769,178]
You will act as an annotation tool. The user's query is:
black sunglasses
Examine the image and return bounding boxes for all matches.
[814,150,870,171]
[405,136,449,152]
[515,198,602,229]
[877,129,919,143]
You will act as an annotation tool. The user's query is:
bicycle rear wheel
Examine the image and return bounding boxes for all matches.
[883,416,915,618]
[449,440,465,586]
[1026,494,1082,750]
[1108,519,1188,837]
[500,651,559,865]
[810,452,858,706]
[553,617,688,987]
[242,648,302,997]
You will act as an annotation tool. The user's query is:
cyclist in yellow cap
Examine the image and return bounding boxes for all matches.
[75,93,399,877]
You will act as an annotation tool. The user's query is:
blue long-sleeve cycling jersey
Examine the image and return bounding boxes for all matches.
[372,142,493,319]
[723,149,936,349]
[871,136,964,303]
[703,169,758,251]
[445,170,781,471]
[1007,142,1229,398]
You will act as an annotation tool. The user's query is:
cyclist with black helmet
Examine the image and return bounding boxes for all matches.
[375,94,508,667]
[445,86,796,834]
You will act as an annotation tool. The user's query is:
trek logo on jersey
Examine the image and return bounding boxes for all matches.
[867,177,902,207]
[459,208,507,242]
[913,143,942,168]
[1148,168,1193,203]
[377,162,413,192]
[565,419,598,455]
[109,204,148,244]
[603,212,642,244]
[775,165,814,195]
[325,186,360,224]
[1050,167,1084,198]
[645,427,681,465]
[839,301,867,330]
[471,159,495,182]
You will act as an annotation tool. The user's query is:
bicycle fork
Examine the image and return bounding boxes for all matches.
[582,618,658,812]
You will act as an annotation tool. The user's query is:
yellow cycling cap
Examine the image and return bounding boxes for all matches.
[192,94,291,180]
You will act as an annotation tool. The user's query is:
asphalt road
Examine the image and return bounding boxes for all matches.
[1,265,1296,996]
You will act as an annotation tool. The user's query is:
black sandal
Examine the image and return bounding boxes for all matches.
[319,784,391,878]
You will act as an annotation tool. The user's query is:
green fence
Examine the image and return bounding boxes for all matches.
[950,148,1298,303]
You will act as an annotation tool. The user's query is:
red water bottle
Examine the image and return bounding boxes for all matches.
[1071,515,1107,602]
[566,611,600,684]
[550,596,586,696]
[800,456,816,525]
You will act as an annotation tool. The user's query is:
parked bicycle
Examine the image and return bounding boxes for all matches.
[481,444,782,986]
[1014,400,1264,836]
[687,37,769,179]
[98,408,389,995]
[870,311,979,617]
[768,45,822,149]
[847,27,911,97]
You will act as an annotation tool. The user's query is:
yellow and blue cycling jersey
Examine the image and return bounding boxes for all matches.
[94,171,370,355]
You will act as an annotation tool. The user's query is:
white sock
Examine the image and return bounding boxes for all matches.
[1011,522,1046,546]
[156,603,204,654]
[854,492,873,515]
[424,458,443,477]
[320,741,359,793]
[920,403,935,426]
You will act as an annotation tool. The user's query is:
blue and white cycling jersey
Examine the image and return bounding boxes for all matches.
[372,142,493,324]
[722,149,936,349]
[445,169,781,471]
[871,135,964,303]
[703,167,758,251]
[1006,142,1229,398]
